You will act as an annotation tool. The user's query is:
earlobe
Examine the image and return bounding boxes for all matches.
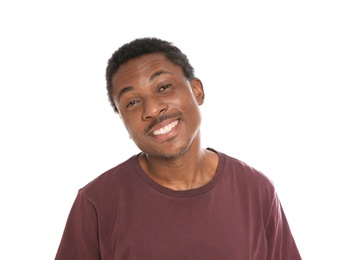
[191,78,205,105]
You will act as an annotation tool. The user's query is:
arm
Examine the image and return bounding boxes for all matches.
[265,192,302,260]
[55,190,101,260]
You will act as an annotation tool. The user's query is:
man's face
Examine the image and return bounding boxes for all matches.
[111,53,204,159]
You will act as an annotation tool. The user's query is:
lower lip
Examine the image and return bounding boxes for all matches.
[151,121,179,141]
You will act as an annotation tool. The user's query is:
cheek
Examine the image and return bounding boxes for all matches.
[184,93,200,109]
[120,116,133,133]
[122,117,143,138]
[173,89,196,106]
[124,121,135,136]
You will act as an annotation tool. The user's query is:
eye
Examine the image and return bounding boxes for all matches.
[159,84,171,92]
[126,99,140,108]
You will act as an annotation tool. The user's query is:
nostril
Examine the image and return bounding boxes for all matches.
[142,100,168,120]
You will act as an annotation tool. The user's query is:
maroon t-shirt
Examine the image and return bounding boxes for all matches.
[55,149,301,259]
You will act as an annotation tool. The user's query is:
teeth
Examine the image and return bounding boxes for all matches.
[153,120,178,136]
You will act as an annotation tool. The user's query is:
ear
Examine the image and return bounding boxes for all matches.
[190,78,205,105]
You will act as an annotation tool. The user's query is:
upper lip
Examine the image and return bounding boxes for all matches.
[151,119,179,136]
[146,113,181,135]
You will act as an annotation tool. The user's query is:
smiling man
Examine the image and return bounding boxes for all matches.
[55,38,301,259]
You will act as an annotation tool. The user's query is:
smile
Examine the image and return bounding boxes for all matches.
[152,120,179,136]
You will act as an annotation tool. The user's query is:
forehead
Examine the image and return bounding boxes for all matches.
[111,53,183,90]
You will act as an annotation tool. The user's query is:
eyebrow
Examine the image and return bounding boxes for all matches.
[117,70,171,101]
[117,86,134,102]
[149,70,170,81]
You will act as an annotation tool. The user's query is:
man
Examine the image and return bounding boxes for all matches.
[55,37,301,259]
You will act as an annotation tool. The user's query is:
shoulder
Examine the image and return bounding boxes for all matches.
[77,155,140,202]
[215,149,276,195]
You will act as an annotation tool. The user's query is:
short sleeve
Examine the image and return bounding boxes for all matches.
[55,190,101,260]
[265,192,302,260]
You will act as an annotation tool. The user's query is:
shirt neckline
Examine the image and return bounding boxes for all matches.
[132,148,225,198]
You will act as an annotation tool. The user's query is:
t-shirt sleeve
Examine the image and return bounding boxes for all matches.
[55,190,101,260]
[265,192,302,260]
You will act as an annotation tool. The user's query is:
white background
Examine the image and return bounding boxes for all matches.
[1,0,344,259]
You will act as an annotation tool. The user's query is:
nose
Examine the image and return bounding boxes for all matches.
[142,96,168,120]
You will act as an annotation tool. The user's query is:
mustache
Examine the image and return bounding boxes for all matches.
[145,112,183,133]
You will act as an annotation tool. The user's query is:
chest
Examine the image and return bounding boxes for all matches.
[98,189,268,259]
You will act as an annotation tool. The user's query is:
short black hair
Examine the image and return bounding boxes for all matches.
[106,37,195,113]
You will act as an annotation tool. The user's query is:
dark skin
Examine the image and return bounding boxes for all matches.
[111,53,218,190]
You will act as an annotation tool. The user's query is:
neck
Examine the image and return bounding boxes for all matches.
[139,147,218,191]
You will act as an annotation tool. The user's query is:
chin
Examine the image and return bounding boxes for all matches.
[145,142,191,160]
[139,132,200,160]
[159,149,187,159]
